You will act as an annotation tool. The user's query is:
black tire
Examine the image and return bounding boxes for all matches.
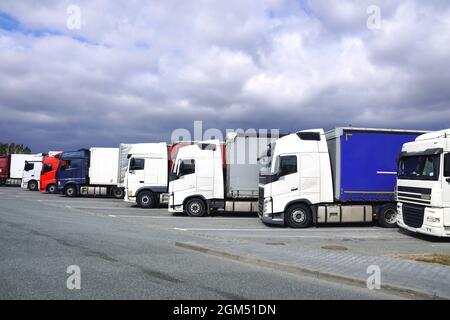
[28,180,38,191]
[285,203,312,228]
[137,191,156,209]
[185,198,207,217]
[65,185,78,197]
[0,179,5,186]
[47,184,58,194]
[377,204,398,228]
[111,187,124,199]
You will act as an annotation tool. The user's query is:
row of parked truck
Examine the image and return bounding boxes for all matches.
[1,127,449,238]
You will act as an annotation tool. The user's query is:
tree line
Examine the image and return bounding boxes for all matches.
[0,143,32,156]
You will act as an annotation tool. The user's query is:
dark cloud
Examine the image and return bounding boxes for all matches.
[0,0,450,152]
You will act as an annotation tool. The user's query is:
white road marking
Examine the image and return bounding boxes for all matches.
[172,227,391,232]
[109,215,257,220]
[67,206,134,210]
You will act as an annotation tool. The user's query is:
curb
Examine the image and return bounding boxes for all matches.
[175,241,446,300]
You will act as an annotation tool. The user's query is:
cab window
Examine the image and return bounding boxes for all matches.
[279,155,297,177]
[24,162,34,171]
[61,159,81,170]
[42,164,52,174]
[61,160,71,170]
[130,158,145,171]
[179,159,195,177]
[444,153,450,177]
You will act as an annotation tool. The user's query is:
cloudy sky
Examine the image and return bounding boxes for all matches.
[1,0,450,152]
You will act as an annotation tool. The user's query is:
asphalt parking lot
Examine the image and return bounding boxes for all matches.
[1,187,449,299]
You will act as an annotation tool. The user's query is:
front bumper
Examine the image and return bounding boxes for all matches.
[168,193,183,213]
[397,203,450,238]
[260,212,285,226]
[21,180,28,189]
[397,219,450,237]
[124,193,136,203]
[259,197,285,226]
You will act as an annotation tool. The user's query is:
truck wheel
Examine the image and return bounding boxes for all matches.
[0,179,5,186]
[185,198,206,217]
[377,204,398,228]
[47,184,57,194]
[112,187,124,199]
[28,180,38,191]
[65,185,78,197]
[285,204,312,228]
[137,191,156,209]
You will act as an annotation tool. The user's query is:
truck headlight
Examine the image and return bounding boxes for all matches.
[426,217,441,224]
[264,198,272,215]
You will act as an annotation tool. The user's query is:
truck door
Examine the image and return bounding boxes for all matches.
[172,159,197,205]
[144,158,161,186]
[127,157,146,193]
[271,154,300,213]
[59,159,84,180]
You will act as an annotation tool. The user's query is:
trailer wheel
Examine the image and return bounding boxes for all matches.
[137,191,156,209]
[111,187,124,199]
[185,198,206,217]
[65,185,78,197]
[285,204,312,228]
[377,204,398,228]
[47,184,57,194]
[0,179,5,186]
[28,180,38,191]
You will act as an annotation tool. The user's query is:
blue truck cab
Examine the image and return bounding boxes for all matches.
[56,149,89,196]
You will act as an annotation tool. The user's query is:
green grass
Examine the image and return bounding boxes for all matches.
[397,254,450,266]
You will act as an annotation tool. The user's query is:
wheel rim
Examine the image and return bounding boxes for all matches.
[384,209,397,224]
[292,209,306,224]
[141,195,151,205]
[67,188,74,196]
[49,186,56,193]
[30,183,36,190]
[189,202,202,215]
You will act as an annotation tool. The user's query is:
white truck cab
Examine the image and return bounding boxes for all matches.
[21,155,44,191]
[124,143,169,208]
[168,140,223,216]
[259,129,334,226]
[397,129,450,237]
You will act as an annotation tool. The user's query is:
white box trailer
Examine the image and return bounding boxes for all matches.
[89,148,119,185]
[11,154,42,179]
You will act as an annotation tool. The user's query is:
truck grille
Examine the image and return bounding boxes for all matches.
[258,186,264,215]
[402,204,425,229]
[397,186,432,206]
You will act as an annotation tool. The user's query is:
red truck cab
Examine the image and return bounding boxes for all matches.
[0,156,11,185]
[40,153,62,193]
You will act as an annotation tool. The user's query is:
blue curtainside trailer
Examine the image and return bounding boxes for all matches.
[326,128,427,203]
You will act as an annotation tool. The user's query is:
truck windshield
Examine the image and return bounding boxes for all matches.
[398,155,440,181]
